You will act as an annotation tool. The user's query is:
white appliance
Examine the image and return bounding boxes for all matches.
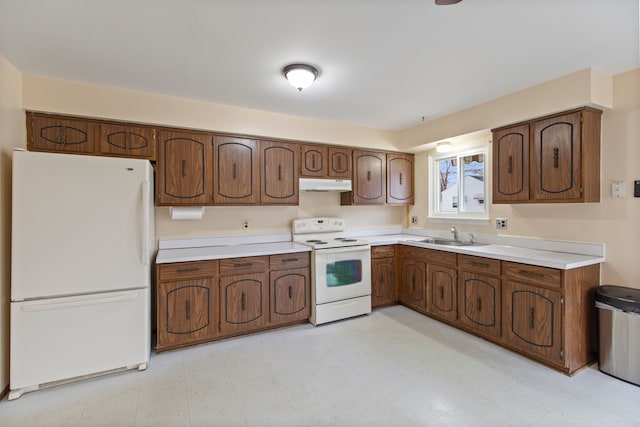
[292,217,371,325]
[299,178,352,192]
[9,149,154,400]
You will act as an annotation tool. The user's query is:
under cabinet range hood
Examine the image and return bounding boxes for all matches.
[299,178,352,192]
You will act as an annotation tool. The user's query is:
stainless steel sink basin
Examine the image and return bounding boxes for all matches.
[419,238,487,247]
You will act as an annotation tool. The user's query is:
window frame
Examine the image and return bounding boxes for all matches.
[428,145,490,222]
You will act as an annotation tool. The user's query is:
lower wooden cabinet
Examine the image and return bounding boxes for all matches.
[371,245,397,308]
[400,252,427,311]
[219,272,269,335]
[458,271,501,339]
[427,264,457,322]
[270,268,310,323]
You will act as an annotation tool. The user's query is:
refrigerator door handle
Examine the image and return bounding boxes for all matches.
[141,180,150,265]
[21,292,139,312]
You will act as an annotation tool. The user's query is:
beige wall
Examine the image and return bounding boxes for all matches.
[0,55,24,393]
[406,68,640,289]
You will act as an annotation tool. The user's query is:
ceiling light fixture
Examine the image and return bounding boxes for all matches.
[436,141,453,153]
[282,63,318,91]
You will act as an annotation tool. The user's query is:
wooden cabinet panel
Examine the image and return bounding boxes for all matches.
[427,264,457,322]
[157,277,217,351]
[492,124,529,202]
[328,147,352,178]
[300,145,327,177]
[458,255,501,277]
[401,256,426,311]
[372,257,396,307]
[213,136,260,204]
[371,245,395,259]
[27,113,96,154]
[219,273,268,334]
[342,150,386,205]
[386,153,414,205]
[458,271,501,339]
[261,141,299,205]
[99,123,156,159]
[270,268,310,324]
[503,281,562,364]
[269,253,309,270]
[219,256,268,276]
[503,262,560,288]
[158,260,218,282]
[156,130,212,205]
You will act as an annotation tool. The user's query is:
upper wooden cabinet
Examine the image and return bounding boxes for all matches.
[492,107,602,204]
[27,112,157,160]
[386,152,414,205]
[341,150,386,205]
[156,130,213,206]
[213,136,260,205]
[28,113,97,154]
[300,144,352,179]
[261,141,299,205]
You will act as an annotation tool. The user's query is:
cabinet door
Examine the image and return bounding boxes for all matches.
[328,147,352,178]
[427,264,457,322]
[532,112,581,201]
[261,141,299,205]
[401,258,426,310]
[219,273,268,334]
[503,281,562,363]
[300,145,327,177]
[99,123,156,159]
[459,272,501,339]
[27,113,96,154]
[372,257,396,308]
[492,124,529,202]
[270,268,310,324]
[156,130,212,205]
[157,277,217,350]
[213,136,260,204]
[387,153,414,205]
[352,150,386,204]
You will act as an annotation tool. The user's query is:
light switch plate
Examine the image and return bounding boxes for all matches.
[612,182,626,198]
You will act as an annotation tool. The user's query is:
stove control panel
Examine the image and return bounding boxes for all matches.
[293,217,345,234]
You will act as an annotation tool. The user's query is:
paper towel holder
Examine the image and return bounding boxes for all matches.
[170,206,205,220]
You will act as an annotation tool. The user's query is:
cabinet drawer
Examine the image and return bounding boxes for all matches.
[503,262,561,288]
[158,260,218,281]
[219,256,268,275]
[371,245,395,259]
[270,253,310,270]
[425,249,457,267]
[458,255,501,276]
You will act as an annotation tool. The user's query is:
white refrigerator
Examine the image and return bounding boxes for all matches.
[9,149,154,400]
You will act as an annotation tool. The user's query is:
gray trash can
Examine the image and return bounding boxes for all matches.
[595,285,640,386]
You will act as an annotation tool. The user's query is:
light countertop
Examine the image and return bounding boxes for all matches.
[156,241,311,264]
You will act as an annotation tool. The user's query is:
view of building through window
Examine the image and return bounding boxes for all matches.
[436,152,485,214]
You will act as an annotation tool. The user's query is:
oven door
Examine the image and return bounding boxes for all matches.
[313,246,371,304]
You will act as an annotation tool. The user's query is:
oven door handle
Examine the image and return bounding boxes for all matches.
[314,245,370,255]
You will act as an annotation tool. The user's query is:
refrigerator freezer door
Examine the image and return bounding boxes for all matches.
[10,289,150,392]
[11,151,154,300]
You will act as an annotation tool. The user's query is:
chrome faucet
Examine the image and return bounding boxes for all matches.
[451,225,458,241]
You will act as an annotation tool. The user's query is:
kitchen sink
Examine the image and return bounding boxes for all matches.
[418,238,487,247]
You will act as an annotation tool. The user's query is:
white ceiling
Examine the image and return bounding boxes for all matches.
[1,0,638,130]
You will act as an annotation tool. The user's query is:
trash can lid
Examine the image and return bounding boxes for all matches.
[596,285,640,313]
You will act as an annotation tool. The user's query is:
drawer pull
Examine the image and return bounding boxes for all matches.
[185,300,191,320]
[367,170,372,181]
[399,172,403,185]
[439,286,444,299]
[281,258,299,263]
[232,163,238,180]
[278,165,282,181]
[471,261,490,268]
[176,267,199,273]
[241,292,246,310]
[529,308,535,329]
[288,286,292,299]
[518,270,544,279]
[181,160,187,177]
[233,262,252,268]
[507,155,513,174]
[553,148,559,168]
[477,297,482,312]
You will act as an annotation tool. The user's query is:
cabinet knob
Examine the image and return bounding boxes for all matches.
[241,292,246,310]
[529,308,535,329]
[553,148,560,168]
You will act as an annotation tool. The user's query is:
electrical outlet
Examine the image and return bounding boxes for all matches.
[496,218,508,229]
[243,219,249,229]
[410,216,418,224]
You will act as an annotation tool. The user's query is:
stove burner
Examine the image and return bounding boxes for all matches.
[334,238,357,242]
[307,239,328,245]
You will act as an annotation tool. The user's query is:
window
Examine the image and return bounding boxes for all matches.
[429,146,488,220]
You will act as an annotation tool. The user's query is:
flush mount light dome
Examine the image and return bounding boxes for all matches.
[436,141,454,153]
[283,63,318,91]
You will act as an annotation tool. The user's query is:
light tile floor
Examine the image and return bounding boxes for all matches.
[2,306,639,426]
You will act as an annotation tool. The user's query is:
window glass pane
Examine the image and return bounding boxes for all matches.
[326,260,362,287]
[461,154,485,212]
[438,158,457,213]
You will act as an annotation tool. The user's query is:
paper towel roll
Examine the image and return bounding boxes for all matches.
[170,206,204,220]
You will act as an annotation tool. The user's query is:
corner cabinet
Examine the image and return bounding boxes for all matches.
[386,153,414,205]
[492,107,602,204]
[156,261,219,351]
[341,150,386,205]
[260,141,299,205]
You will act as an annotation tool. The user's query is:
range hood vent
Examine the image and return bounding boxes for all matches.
[299,178,352,192]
